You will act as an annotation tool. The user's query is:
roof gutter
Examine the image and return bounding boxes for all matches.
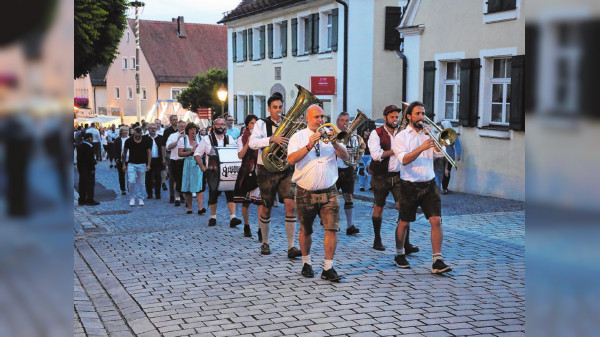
[334,0,348,112]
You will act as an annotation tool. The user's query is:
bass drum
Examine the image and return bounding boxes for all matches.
[206,146,241,191]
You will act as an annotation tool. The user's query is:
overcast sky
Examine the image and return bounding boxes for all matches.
[127,0,243,25]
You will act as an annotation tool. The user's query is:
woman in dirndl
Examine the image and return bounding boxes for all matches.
[233,114,263,238]
[177,122,206,215]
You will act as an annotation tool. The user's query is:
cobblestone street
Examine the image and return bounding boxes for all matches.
[74,160,525,336]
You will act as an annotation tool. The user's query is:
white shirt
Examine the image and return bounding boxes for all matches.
[148,134,160,158]
[195,133,235,157]
[177,135,202,154]
[288,128,343,191]
[236,136,244,152]
[249,118,280,166]
[167,132,183,160]
[106,129,118,142]
[393,125,444,182]
[368,127,401,173]
[86,128,101,143]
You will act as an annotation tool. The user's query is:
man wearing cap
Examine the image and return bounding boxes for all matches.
[367,104,418,254]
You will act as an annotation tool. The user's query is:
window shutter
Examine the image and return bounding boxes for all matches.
[249,96,254,116]
[579,21,600,117]
[267,24,273,59]
[260,25,266,59]
[312,13,319,54]
[384,6,403,50]
[291,18,298,56]
[281,20,288,57]
[306,16,313,54]
[242,30,248,61]
[331,8,339,52]
[459,58,480,127]
[423,61,436,120]
[233,95,238,119]
[243,96,248,120]
[247,29,253,60]
[509,55,525,131]
[260,96,266,118]
[232,32,237,62]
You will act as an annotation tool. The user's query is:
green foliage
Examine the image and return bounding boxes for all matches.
[177,68,228,116]
[74,0,128,78]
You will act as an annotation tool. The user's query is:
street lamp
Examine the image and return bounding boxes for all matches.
[217,85,227,118]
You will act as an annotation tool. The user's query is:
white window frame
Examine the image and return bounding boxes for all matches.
[489,58,511,125]
[318,5,335,53]
[272,19,283,59]
[482,0,521,24]
[130,57,136,69]
[141,87,147,101]
[297,11,311,56]
[252,25,262,61]
[171,87,185,100]
[122,58,127,70]
[114,87,120,100]
[127,87,133,100]
[434,52,465,123]
[252,92,263,118]
[442,61,461,122]
[235,29,245,62]
[236,93,246,122]
[479,47,517,127]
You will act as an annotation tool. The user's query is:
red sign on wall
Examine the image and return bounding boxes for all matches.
[310,76,336,95]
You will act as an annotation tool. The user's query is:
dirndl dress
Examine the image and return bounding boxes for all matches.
[233,130,261,204]
[181,136,203,193]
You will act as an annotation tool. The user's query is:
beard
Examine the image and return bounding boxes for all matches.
[412,120,423,130]
[214,127,225,135]
[385,121,397,129]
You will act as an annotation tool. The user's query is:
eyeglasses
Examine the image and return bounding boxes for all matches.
[214,123,226,126]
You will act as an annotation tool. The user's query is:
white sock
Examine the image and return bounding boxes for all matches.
[302,255,311,265]
[230,214,236,219]
[324,259,333,271]
[433,253,442,262]
[397,248,405,256]
[285,216,296,249]
[259,217,271,244]
[211,215,216,219]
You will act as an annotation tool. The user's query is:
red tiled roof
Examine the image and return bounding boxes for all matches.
[130,19,227,83]
[219,0,307,24]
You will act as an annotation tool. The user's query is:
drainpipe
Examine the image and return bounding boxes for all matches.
[397,49,407,102]
[335,0,348,112]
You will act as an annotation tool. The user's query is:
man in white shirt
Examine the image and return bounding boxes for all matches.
[166,120,186,206]
[86,122,102,161]
[392,101,452,274]
[335,112,359,236]
[195,118,242,228]
[249,95,302,258]
[144,123,166,199]
[288,104,349,282]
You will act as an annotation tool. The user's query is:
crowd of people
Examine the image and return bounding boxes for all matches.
[75,95,463,282]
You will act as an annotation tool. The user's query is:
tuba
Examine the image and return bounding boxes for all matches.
[262,84,321,172]
[343,110,369,166]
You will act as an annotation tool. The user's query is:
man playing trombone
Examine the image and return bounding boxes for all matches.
[392,101,452,274]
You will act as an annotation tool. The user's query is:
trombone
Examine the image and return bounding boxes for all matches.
[418,115,458,169]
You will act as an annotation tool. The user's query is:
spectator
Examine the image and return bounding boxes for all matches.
[86,122,102,161]
[358,128,372,191]
[113,126,130,195]
[225,114,240,140]
[178,123,206,215]
[76,133,99,206]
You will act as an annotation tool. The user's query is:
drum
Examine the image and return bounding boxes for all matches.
[206,146,241,191]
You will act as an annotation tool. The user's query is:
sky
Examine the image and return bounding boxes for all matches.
[126,0,243,25]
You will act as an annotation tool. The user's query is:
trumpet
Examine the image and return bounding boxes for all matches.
[316,123,345,143]
[418,115,458,169]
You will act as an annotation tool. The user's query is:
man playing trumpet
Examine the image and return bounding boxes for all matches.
[392,101,452,273]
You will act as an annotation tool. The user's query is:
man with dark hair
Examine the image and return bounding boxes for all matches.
[249,95,302,258]
[393,101,451,274]
[86,122,102,161]
[335,112,359,236]
[144,123,166,199]
[77,133,99,206]
[368,105,419,254]
[163,114,180,203]
[123,127,151,206]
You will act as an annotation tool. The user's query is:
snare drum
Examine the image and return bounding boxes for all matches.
[206,146,241,191]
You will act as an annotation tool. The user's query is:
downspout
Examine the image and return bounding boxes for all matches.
[397,49,407,102]
[335,0,348,112]
[93,86,97,115]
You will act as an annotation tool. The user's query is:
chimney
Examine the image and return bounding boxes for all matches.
[177,16,186,38]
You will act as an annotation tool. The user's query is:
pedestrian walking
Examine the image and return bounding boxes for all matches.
[76,133,99,206]
[144,123,166,200]
[122,127,151,206]
[113,126,129,195]
[178,122,206,215]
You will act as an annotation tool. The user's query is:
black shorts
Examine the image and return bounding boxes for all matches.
[257,165,295,208]
[336,167,354,194]
[397,179,441,222]
[370,173,402,207]
[208,190,234,205]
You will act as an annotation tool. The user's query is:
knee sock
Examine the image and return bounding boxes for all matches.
[285,216,296,249]
[344,201,354,228]
[372,216,382,241]
[259,216,271,244]
[404,227,411,246]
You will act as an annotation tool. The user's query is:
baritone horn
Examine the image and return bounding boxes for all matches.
[342,109,369,166]
[418,115,457,169]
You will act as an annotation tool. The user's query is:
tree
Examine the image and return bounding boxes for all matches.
[177,68,228,119]
[74,0,128,78]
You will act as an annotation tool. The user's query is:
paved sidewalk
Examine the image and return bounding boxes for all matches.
[74,160,524,336]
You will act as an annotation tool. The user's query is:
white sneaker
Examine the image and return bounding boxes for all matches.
[138,198,144,206]
[129,197,135,206]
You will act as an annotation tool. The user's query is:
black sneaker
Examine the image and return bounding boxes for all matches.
[405,244,420,255]
[321,267,343,282]
[432,259,452,274]
[257,228,262,242]
[174,200,180,207]
[169,196,175,203]
[155,194,161,200]
[243,225,252,237]
[198,208,206,214]
[346,225,360,236]
[287,247,302,259]
[260,243,271,255]
[230,217,242,228]
[87,200,100,206]
[372,239,386,251]
[301,263,314,278]
[208,218,216,226]
[394,255,410,268]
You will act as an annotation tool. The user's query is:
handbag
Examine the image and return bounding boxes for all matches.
[241,165,258,191]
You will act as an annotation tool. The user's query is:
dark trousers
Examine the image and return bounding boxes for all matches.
[166,157,175,197]
[169,158,185,197]
[106,142,115,162]
[442,169,452,190]
[78,166,95,202]
[92,142,102,161]
[146,158,163,197]
[116,160,127,192]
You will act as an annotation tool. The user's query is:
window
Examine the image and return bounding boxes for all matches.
[252,27,262,60]
[303,17,310,55]
[486,0,516,14]
[234,30,246,62]
[444,62,460,121]
[490,58,511,124]
[273,22,282,58]
[275,67,281,80]
[122,58,127,70]
[319,10,334,52]
[253,95,262,118]
[126,31,130,42]
[141,88,147,100]
[130,57,136,69]
[483,0,520,23]
[171,87,185,100]
[114,87,120,100]
[127,87,133,100]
